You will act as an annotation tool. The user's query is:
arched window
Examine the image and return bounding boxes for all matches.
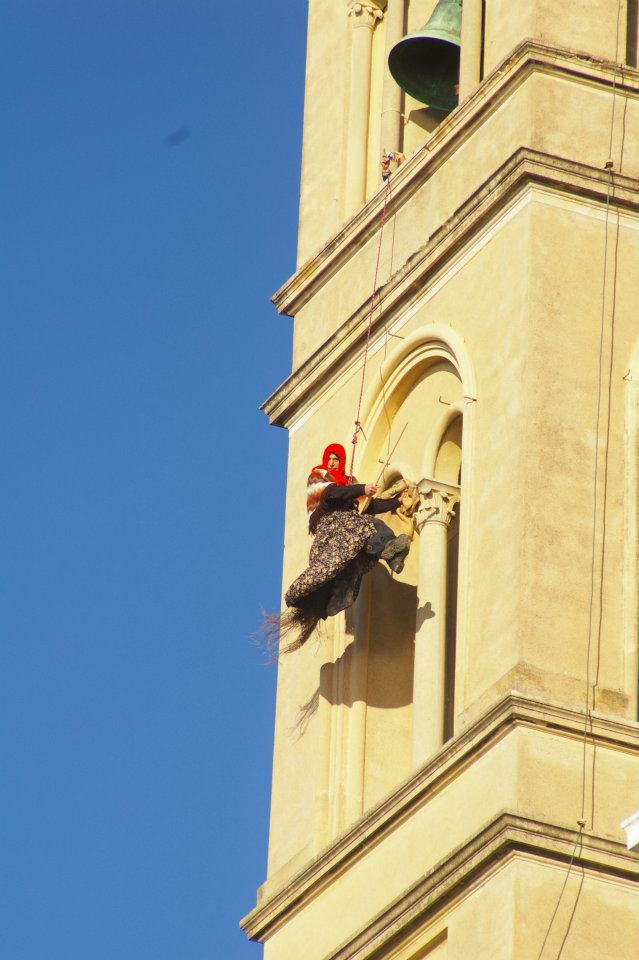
[314,335,474,837]
[355,345,467,810]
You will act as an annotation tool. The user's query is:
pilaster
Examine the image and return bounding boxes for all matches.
[345,3,384,216]
[380,0,405,155]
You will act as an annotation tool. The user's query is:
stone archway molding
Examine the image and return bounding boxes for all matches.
[359,324,477,475]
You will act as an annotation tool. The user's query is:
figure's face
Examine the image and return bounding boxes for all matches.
[327,452,341,471]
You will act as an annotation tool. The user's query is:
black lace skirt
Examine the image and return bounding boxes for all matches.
[285,510,377,618]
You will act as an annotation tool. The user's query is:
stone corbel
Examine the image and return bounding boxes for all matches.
[415,479,460,533]
[347,2,384,27]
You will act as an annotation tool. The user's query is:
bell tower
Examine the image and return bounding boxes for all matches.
[242,2,639,958]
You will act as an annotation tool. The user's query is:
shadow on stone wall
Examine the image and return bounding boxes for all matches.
[294,565,418,733]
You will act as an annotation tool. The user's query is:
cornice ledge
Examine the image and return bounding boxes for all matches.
[272,39,639,320]
[240,693,639,941]
[262,147,639,428]
[325,812,639,960]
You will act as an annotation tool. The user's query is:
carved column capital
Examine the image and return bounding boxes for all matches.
[415,482,460,533]
[347,2,384,27]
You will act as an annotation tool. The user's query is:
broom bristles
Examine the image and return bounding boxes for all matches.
[255,602,325,660]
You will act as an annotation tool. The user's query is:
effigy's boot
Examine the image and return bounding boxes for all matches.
[380,533,411,574]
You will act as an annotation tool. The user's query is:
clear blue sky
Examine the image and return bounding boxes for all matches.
[3,3,307,957]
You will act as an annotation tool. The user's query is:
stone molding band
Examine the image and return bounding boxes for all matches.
[240,693,639,942]
[271,40,639,319]
[262,148,639,429]
[324,812,639,960]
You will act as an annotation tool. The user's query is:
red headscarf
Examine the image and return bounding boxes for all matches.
[314,443,349,486]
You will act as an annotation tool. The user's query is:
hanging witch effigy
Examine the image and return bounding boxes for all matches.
[261,118,421,655]
[268,442,418,652]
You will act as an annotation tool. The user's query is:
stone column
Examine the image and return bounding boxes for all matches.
[458,0,483,100]
[412,480,460,767]
[380,0,405,156]
[345,3,383,216]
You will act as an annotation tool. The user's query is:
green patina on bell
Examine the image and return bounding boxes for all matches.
[388,0,462,113]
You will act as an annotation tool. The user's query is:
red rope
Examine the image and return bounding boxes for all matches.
[349,179,392,479]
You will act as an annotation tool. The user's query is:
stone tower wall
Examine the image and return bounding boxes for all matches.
[242,3,639,957]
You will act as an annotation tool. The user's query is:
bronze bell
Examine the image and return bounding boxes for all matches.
[388,0,462,113]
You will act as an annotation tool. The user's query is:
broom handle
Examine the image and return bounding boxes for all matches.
[358,423,408,514]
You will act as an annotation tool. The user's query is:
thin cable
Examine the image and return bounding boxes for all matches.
[349,179,393,478]
[377,179,398,486]
[555,865,586,960]
[534,828,584,960]
[582,0,622,825]
[536,7,622,957]
[581,161,615,821]
[590,196,622,825]
[539,163,614,960]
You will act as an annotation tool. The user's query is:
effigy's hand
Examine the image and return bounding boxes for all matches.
[364,483,379,497]
[398,481,419,517]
